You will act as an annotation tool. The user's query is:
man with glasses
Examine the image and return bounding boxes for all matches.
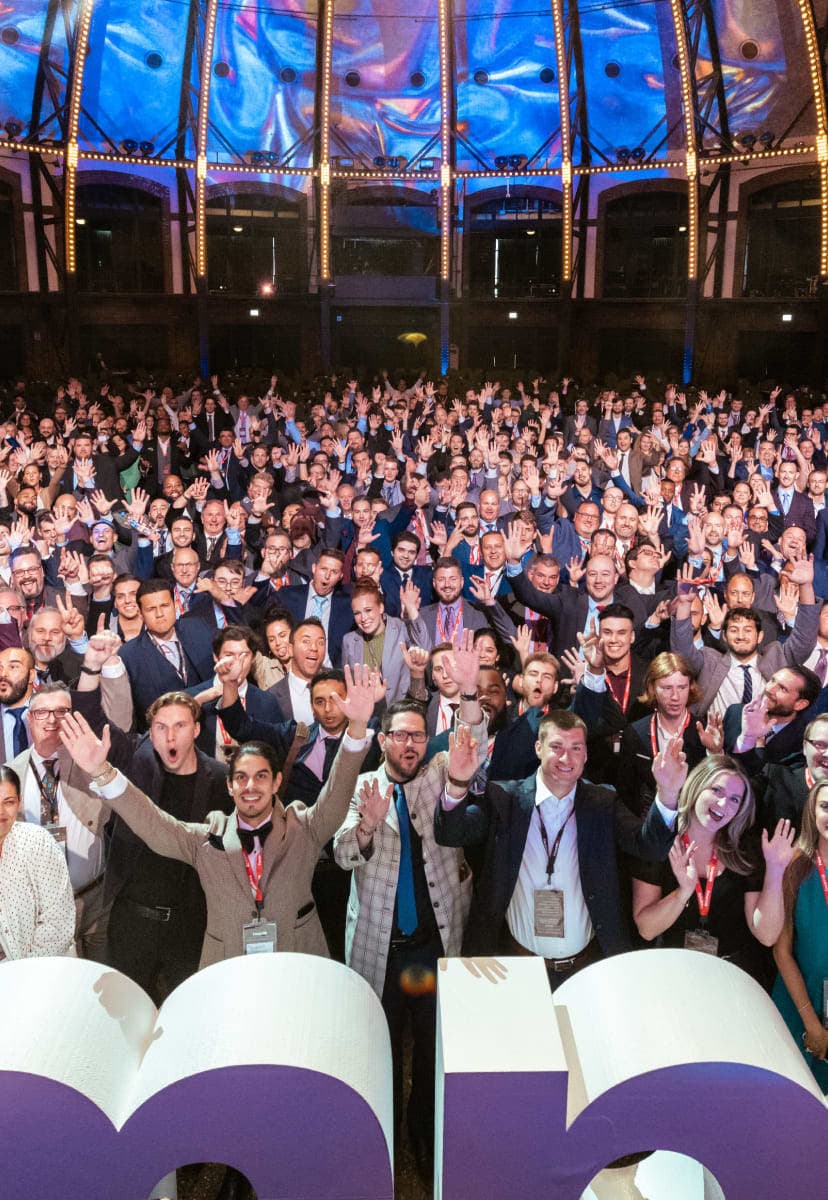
[0,587,27,647]
[754,714,828,837]
[10,546,70,623]
[9,633,126,958]
[334,633,487,1176]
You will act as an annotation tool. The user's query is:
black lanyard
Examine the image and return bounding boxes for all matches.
[537,807,573,884]
[31,758,59,822]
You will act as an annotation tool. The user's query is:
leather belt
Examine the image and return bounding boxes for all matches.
[504,928,598,973]
[122,899,172,923]
[74,875,104,900]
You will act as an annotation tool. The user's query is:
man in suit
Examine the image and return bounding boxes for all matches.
[433,708,679,988]
[0,644,35,762]
[725,665,821,774]
[563,400,597,448]
[88,690,231,1003]
[140,416,184,496]
[189,624,286,760]
[192,395,234,453]
[10,546,83,625]
[597,398,636,448]
[380,531,434,618]
[277,549,354,668]
[343,581,416,707]
[265,617,326,723]
[11,636,134,958]
[334,640,487,1172]
[403,556,488,651]
[670,559,819,717]
[753,712,828,835]
[773,460,816,546]
[60,667,376,966]
[488,653,562,782]
[58,429,139,502]
[118,579,215,725]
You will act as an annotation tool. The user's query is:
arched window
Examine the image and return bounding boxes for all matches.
[206,192,304,295]
[602,190,688,298]
[332,190,438,276]
[76,184,164,292]
[467,193,562,299]
[742,176,820,297]
[0,181,18,291]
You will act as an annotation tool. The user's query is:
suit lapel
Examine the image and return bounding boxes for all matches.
[222,818,263,902]
[513,776,537,870]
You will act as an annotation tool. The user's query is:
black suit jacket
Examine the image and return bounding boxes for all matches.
[509,572,648,656]
[118,621,215,727]
[59,448,138,501]
[617,713,707,816]
[488,710,544,782]
[724,703,810,775]
[195,684,286,756]
[380,564,434,618]
[277,586,354,667]
[773,489,816,546]
[434,775,676,957]
[569,658,651,787]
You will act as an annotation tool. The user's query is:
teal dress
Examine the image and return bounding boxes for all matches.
[772,867,828,1093]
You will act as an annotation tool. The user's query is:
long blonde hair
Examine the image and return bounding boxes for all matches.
[782,780,826,917]
[677,755,758,876]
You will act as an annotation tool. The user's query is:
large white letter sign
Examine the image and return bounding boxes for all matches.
[0,955,393,1200]
[436,951,827,1200]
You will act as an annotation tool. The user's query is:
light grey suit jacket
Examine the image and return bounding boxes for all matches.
[342,615,412,705]
[93,736,371,966]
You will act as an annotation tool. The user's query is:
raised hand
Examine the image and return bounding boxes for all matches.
[567,555,585,587]
[447,722,479,784]
[741,695,773,742]
[83,630,123,672]
[761,819,796,876]
[738,541,757,573]
[330,663,377,735]
[442,629,482,697]
[510,623,532,665]
[559,646,586,688]
[668,838,699,895]
[90,489,116,516]
[400,580,421,621]
[356,778,393,834]
[59,712,111,776]
[468,575,495,607]
[702,591,727,631]
[696,710,724,754]
[576,616,603,673]
[652,735,688,808]
[400,643,429,680]
[56,592,85,641]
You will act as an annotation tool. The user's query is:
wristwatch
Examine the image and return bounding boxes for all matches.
[91,761,117,787]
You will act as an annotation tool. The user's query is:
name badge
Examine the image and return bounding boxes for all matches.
[684,928,719,957]
[45,823,68,860]
[534,888,565,939]
[243,919,277,955]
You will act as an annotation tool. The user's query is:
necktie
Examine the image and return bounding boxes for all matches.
[8,706,27,755]
[323,736,340,775]
[207,536,217,559]
[740,665,753,704]
[313,593,328,620]
[815,648,828,686]
[208,414,215,441]
[157,638,184,680]
[237,820,273,853]
[400,570,411,587]
[781,492,791,515]
[39,758,59,824]
[394,783,418,936]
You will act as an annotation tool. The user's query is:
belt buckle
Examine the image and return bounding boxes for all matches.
[155,906,172,923]
[549,955,576,972]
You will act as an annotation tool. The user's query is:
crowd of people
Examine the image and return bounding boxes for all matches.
[1,367,828,1193]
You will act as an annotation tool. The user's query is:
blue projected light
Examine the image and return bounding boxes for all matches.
[0,0,71,141]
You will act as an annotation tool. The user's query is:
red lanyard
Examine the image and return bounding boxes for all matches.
[815,854,828,908]
[682,833,717,919]
[242,844,264,914]
[437,603,463,644]
[607,668,632,715]
[650,711,690,756]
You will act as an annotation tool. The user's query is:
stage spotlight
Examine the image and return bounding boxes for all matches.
[473,70,489,85]
[539,67,555,84]
[605,62,621,78]
[631,147,645,161]
[417,158,438,171]
[246,150,280,165]
[139,140,155,156]
[214,60,230,78]
[120,138,138,154]
[145,51,163,70]
[410,71,426,88]
[616,147,630,163]
[373,156,408,171]
[4,118,23,139]
[739,132,756,148]
[758,131,775,146]
[260,282,274,296]
[330,155,356,170]
[345,70,360,87]
[0,26,20,46]
[280,67,297,83]
[740,40,759,60]
[494,154,527,170]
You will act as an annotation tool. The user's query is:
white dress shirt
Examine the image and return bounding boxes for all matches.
[708,654,765,719]
[22,749,103,892]
[287,671,313,724]
[0,822,76,960]
[505,777,592,958]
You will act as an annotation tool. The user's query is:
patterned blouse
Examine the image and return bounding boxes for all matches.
[0,822,76,960]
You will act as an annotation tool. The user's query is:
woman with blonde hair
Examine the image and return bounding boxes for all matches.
[632,751,795,982]
[772,780,828,1090]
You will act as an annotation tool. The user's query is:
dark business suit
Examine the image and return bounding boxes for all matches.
[195,684,287,757]
[773,489,816,546]
[488,708,546,783]
[59,448,139,502]
[723,703,810,775]
[617,713,707,816]
[509,572,647,656]
[570,658,651,787]
[118,622,215,726]
[277,585,354,667]
[380,564,434,618]
[433,775,675,957]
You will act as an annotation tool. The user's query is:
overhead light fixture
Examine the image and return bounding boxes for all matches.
[494,154,527,170]
[508,311,518,319]
[526,229,536,236]
[678,225,687,232]
[232,225,243,233]
[782,313,793,322]
[120,138,138,154]
[138,140,155,157]
[260,282,274,296]
[249,308,260,317]
[617,148,631,163]
[417,158,438,171]
[330,155,356,170]
[739,132,756,148]
[631,147,645,161]
[345,70,361,87]
[76,218,86,226]
[3,118,23,139]
[247,150,279,165]
[373,155,408,171]
[758,131,775,146]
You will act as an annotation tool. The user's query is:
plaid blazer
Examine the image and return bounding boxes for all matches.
[333,716,487,997]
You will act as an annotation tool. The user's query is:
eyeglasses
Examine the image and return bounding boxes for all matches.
[29,708,72,724]
[12,567,41,578]
[805,739,828,755]
[385,730,428,745]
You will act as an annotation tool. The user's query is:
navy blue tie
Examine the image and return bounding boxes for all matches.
[9,707,27,755]
[394,783,418,936]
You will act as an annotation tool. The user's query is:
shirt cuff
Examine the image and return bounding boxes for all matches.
[68,635,89,653]
[342,730,373,752]
[226,529,241,545]
[441,785,466,812]
[653,797,678,828]
[582,670,606,692]
[505,563,522,577]
[101,662,125,678]
[92,769,128,800]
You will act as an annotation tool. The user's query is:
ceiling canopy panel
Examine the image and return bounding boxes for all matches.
[328,0,441,166]
[78,0,193,157]
[576,0,681,164]
[454,0,563,172]
[207,0,319,167]
[0,0,72,141]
